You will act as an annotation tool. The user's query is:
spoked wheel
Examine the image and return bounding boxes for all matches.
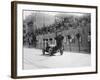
[42,49,45,55]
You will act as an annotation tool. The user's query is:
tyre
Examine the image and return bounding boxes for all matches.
[42,49,45,55]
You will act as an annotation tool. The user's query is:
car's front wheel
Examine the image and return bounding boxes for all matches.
[42,49,45,55]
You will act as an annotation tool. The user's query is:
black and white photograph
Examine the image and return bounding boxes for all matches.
[23,10,91,69]
[11,1,97,78]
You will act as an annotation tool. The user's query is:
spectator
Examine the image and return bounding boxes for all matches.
[55,32,64,51]
[88,32,91,53]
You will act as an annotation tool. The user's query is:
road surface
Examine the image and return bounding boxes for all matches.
[23,48,91,70]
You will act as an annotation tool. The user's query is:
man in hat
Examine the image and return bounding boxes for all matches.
[55,31,64,55]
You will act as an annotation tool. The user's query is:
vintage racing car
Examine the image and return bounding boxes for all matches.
[42,39,64,56]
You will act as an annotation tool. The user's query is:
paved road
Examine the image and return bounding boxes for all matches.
[23,48,91,70]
